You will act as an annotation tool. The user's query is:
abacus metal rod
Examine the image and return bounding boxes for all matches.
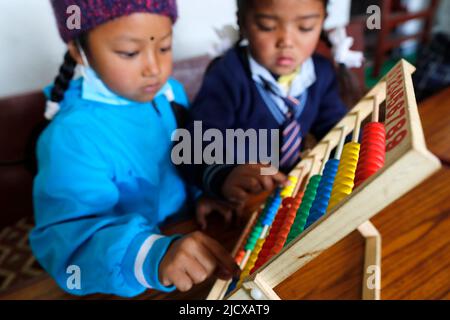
[286,160,305,197]
[319,141,333,174]
[292,166,304,196]
[240,250,251,269]
[295,154,318,194]
[304,154,318,182]
[372,94,380,123]
[352,112,362,143]
[334,126,348,160]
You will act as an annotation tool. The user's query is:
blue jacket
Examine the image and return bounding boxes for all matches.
[179,46,348,195]
[30,77,189,297]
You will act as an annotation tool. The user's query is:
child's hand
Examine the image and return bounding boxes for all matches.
[221,164,287,206]
[159,232,241,292]
[196,196,234,230]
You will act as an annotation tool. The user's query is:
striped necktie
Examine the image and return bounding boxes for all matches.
[259,77,303,172]
[279,96,302,171]
[260,77,305,172]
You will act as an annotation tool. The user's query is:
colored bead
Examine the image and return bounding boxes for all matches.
[354,123,386,188]
[285,175,322,245]
[305,159,340,229]
[327,142,361,212]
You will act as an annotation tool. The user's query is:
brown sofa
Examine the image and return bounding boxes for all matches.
[0,92,47,230]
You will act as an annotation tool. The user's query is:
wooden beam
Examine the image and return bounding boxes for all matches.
[358,221,381,300]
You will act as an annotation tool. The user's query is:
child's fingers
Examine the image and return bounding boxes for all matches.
[239,177,263,194]
[190,233,237,281]
[184,256,209,285]
[198,216,207,230]
[171,270,194,292]
[222,200,242,211]
[257,171,288,190]
[196,205,208,230]
[225,187,248,205]
[271,171,288,185]
[220,207,233,225]
[257,175,275,191]
[160,274,172,287]
[192,242,222,277]
[197,202,233,229]
[215,201,234,225]
[210,199,234,216]
[164,253,209,291]
[197,234,241,278]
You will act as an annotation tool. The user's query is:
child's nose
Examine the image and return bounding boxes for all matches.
[142,53,161,77]
[276,27,294,49]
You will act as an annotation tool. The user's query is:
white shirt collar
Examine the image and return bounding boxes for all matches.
[248,52,316,98]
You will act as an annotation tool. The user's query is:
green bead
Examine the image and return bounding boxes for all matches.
[284,175,322,247]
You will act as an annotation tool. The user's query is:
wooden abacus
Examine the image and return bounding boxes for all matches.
[207,60,441,300]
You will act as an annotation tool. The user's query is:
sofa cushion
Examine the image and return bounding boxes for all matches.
[0,92,47,166]
[0,92,47,228]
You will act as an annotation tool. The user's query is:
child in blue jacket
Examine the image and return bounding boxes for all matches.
[179,0,348,215]
[30,0,239,298]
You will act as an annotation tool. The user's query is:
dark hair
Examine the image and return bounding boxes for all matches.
[320,31,363,108]
[236,0,330,45]
[236,0,250,27]
[237,0,329,26]
[49,33,89,105]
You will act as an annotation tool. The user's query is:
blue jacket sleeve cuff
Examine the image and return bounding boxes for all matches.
[122,232,182,293]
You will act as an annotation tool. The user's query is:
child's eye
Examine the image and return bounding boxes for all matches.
[116,51,139,58]
[256,22,276,32]
[160,46,172,53]
[299,26,315,33]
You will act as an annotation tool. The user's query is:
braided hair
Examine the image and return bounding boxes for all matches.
[319,30,363,108]
[45,33,88,120]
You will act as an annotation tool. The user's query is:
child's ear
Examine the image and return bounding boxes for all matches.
[67,41,84,66]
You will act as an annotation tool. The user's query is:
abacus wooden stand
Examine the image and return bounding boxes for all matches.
[207,60,442,300]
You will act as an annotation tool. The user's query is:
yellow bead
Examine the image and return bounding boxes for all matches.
[238,238,266,285]
[327,142,360,212]
[281,176,298,198]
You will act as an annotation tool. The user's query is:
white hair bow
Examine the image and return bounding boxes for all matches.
[329,27,364,69]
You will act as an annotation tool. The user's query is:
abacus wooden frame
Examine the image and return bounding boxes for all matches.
[207,60,441,300]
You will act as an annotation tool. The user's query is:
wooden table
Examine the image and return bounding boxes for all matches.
[1,88,449,300]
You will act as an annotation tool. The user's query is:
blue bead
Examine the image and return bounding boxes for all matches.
[305,159,339,229]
